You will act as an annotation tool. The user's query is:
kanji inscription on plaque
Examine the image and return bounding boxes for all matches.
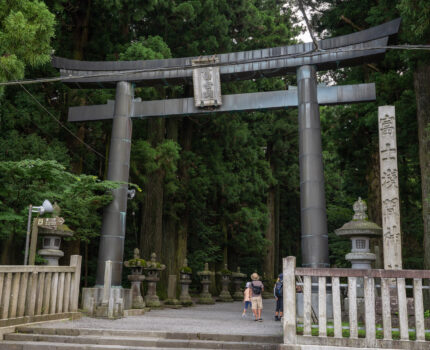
[192,57,222,108]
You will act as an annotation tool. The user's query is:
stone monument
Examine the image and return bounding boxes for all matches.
[378,106,402,270]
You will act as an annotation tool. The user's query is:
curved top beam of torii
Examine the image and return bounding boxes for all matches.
[52,18,400,87]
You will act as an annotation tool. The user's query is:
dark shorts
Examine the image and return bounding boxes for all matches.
[276,297,283,312]
[244,301,251,309]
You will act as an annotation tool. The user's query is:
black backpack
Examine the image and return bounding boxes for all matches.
[275,281,283,297]
[251,282,262,295]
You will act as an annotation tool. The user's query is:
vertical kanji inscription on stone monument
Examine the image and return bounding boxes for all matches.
[378,106,402,269]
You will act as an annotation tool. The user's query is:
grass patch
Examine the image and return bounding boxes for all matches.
[296,324,430,341]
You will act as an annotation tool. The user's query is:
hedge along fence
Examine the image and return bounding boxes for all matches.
[0,255,82,327]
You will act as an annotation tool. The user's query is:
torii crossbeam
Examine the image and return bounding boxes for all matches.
[52,18,401,286]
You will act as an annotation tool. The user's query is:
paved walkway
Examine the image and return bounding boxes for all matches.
[35,300,283,336]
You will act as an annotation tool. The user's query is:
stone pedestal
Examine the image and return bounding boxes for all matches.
[82,286,130,318]
[179,272,193,306]
[128,267,145,309]
[144,273,160,307]
[218,275,233,302]
[232,267,246,301]
[143,253,165,308]
[198,280,214,304]
[197,263,214,304]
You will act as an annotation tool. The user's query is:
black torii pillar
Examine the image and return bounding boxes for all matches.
[297,65,329,268]
[95,81,133,286]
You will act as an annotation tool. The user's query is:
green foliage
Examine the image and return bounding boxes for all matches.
[131,139,181,195]
[219,268,232,276]
[397,0,430,42]
[180,266,192,274]
[125,258,146,267]
[0,159,118,261]
[0,0,55,85]
[119,36,172,61]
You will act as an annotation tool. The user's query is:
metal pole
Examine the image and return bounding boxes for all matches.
[24,204,33,265]
[296,65,329,268]
[96,81,134,286]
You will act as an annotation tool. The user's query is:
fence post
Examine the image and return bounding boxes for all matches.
[70,255,82,312]
[283,256,297,344]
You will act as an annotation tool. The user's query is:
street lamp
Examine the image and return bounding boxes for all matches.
[24,200,54,265]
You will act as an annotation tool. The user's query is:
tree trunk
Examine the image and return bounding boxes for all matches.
[160,118,179,296]
[366,148,383,268]
[264,186,276,280]
[0,232,14,264]
[72,0,92,60]
[264,145,276,281]
[70,125,86,174]
[176,117,193,272]
[274,184,280,275]
[140,118,165,260]
[414,63,430,270]
[366,148,382,226]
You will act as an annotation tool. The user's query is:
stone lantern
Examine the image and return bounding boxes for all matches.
[37,205,73,266]
[335,197,382,320]
[217,264,233,302]
[143,253,165,307]
[335,197,382,271]
[124,248,146,309]
[232,267,246,301]
[179,258,193,306]
[197,263,215,304]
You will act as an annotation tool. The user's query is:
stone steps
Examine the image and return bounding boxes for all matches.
[0,326,281,350]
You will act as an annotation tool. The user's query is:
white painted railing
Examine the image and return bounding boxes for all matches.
[283,256,430,349]
[0,255,81,326]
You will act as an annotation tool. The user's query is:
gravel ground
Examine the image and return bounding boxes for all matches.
[37,300,283,336]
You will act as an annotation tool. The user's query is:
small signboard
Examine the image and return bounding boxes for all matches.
[37,217,65,228]
[192,57,222,108]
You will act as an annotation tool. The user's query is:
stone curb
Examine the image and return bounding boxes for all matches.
[15,326,282,343]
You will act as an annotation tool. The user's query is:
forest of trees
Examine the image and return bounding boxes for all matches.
[0,0,429,293]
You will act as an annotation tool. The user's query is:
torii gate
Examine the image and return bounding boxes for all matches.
[52,18,401,287]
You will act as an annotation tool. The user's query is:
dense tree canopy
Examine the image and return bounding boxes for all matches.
[0,0,429,295]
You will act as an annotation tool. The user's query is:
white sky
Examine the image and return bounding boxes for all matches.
[294,6,313,43]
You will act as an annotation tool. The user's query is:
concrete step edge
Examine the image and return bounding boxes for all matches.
[15,326,282,343]
[5,333,279,349]
[0,340,191,350]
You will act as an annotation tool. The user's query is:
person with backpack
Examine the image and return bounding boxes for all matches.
[250,273,264,322]
[273,273,283,321]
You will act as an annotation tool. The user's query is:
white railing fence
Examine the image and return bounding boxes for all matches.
[0,255,82,327]
[283,256,430,349]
